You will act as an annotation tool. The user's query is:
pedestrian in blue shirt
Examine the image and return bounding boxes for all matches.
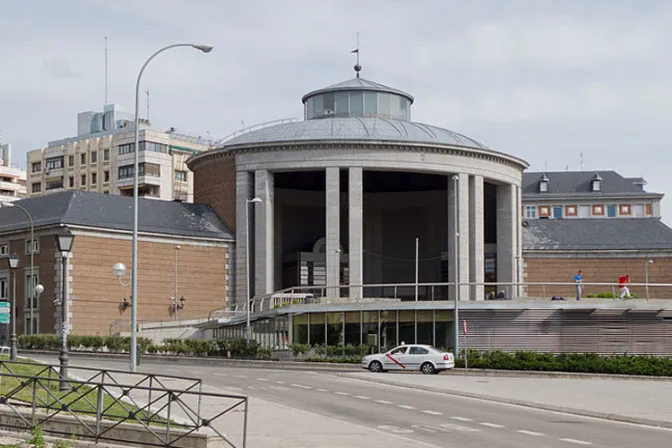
[574,270,583,300]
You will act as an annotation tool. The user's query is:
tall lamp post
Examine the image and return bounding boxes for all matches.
[645,259,654,300]
[2,203,35,334]
[452,174,460,359]
[55,230,75,391]
[245,197,262,343]
[6,252,19,360]
[130,43,213,373]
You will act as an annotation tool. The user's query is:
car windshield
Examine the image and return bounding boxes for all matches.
[388,346,407,355]
[428,346,444,353]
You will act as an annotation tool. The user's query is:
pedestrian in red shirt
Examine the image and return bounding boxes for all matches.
[618,274,631,299]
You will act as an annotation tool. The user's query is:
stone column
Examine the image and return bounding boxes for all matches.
[496,183,516,299]
[457,173,470,301]
[348,167,363,299]
[254,170,274,296]
[516,185,524,298]
[235,171,254,305]
[447,176,457,301]
[469,175,485,300]
[325,167,341,298]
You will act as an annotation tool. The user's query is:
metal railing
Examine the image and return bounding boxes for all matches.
[207,281,672,321]
[0,360,248,448]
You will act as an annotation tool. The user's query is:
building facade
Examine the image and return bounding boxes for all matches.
[26,104,211,202]
[189,73,529,305]
[0,191,233,336]
[0,138,27,204]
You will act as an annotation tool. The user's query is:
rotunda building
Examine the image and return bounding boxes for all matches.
[189,71,528,305]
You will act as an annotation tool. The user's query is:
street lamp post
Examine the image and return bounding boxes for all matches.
[6,252,19,360]
[645,259,654,300]
[245,197,262,344]
[173,245,180,320]
[55,230,75,391]
[2,203,35,334]
[452,174,460,359]
[130,43,213,372]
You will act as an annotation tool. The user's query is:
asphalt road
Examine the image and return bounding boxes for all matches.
[28,355,672,448]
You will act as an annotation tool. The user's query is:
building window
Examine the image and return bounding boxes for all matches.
[80,153,86,165]
[104,149,110,161]
[31,182,42,193]
[524,205,537,219]
[45,156,63,170]
[539,181,548,193]
[118,163,160,179]
[104,171,110,183]
[619,204,631,215]
[646,203,652,216]
[0,243,7,256]
[118,141,168,155]
[632,204,645,217]
[592,205,604,216]
[591,179,601,192]
[25,317,38,335]
[118,143,134,155]
[25,238,39,256]
[81,174,86,186]
[103,190,110,194]
[68,155,75,167]
[538,206,550,217]
[31,162,42,173]
[565,205,577,216]
[578,205,591,218]
[91,172,97,185]
[25,272,40,310]
[174,170,187,182]
[552,206,563,219]
[69,176,74,188]
[607,204,617,218]
[45,178,63,190]
[91,151,98,163]
[0,277,7,300]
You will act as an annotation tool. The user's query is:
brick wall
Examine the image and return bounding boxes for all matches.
[192,155,236,231]
[70,235,229,335]
[524,254,672,298]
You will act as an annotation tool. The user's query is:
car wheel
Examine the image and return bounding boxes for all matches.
[421,362,436,375]
[369,361,383,373]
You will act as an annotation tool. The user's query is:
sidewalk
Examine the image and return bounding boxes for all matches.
[342,371,672,428]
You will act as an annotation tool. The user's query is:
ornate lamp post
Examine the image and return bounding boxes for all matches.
[55,230,75,391]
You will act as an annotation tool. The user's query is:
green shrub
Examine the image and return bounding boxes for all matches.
[290,343,310,356]
[27,425,46,448]
[586,292,639,299]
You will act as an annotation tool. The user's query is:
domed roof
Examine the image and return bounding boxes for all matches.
[222,117,488,149]
[301,77,414,104]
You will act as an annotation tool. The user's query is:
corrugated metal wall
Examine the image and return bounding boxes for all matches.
[462,309,672,355]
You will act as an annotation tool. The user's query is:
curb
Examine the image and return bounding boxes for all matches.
[342,374,672,429]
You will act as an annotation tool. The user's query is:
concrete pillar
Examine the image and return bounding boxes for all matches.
[326,167,340,298]
[515,185,524,298]
[469,175,485,300]
[254,170,274,296]
[447,176,457,301]
[235,171,254,305]
[497,183,516,299]
[457,173,470,301]
[348,167,363,299]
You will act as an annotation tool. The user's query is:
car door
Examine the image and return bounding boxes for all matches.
[405,346,431,370]
[383,346,408,370]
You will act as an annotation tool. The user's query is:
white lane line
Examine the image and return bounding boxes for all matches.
[290,384,313,389]
[422,410,443,415]
[188,370,202,375]
[355,395,371,400]
[317,388,329,392]
[517,430,545,436]
[275,381,286,384]
[412,424,438,433]
[451,416,473,422]
[213,373,227,377]
[560,438,593,445]
[398,404,416,410]
[236,375,248,379]
[439,424,480,433]
[257,378,269,382]
[480,422,505,428]
[376,400,394,405]
[335,392,350,396]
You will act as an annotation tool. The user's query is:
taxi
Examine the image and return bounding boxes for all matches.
[361,344,455,374]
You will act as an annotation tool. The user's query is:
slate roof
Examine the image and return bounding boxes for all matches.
[0,191,233,240]
[522,171,662,198]
[301,77,414,103]
[522,218,672,251]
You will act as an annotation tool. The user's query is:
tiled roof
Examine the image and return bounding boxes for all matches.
[523,218,672,251]
[522,171,661,197]
[0,191,233,240]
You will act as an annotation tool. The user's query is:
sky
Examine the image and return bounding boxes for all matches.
[1,0,671,219]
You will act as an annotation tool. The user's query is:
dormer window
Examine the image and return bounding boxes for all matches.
[538,174,549,193]
[591,173,602,192]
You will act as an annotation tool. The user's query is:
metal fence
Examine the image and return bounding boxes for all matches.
[0,360,248,447]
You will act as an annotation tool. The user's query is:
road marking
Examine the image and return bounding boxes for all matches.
[335,392,350,396]
[213,373,227,377]
[398,404,416,410]
[236,375,248,379]
[377,425,414,434]
[517,430,545,436]
[376,400,394,405]
[275,381,286,384]
[316,388,329,392]
[451,416,473,422]
[290,384,313,389]
[439,423,480,433]
[412,424,438,433]
[480,422,505,428]
[257,378,269,382]
[268,386,289,391]
[422,410,443,415]
[188,370,202,375]
[355,395,370,400]
[560,439,593,445]
[247,386,257,390]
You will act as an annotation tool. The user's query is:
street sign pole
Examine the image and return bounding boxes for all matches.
[463,319,468,372]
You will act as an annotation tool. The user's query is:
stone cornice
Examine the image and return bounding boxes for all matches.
[187,140,529,172]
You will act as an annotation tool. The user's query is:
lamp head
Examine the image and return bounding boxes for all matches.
[8,252,19,269]
[249,197,262,204]
[192,44,214,53]
[56,230,75,253]
[34,284,45,297]
[113,262,127,278]
[648,259,654,264]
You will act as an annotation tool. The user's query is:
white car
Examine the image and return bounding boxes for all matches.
[361,344,455,374]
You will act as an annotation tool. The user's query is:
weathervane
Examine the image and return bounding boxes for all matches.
[351,32,361,77]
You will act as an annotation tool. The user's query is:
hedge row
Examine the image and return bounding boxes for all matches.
[455,350,672,376]
[18,335,271,360]
[290,343,374,358]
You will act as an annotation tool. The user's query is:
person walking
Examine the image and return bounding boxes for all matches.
[574,270,583,300]
[618,274,632,299]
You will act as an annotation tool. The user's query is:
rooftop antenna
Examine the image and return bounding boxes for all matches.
[580,152,584,171]
[565,165,569,171]
[145,87,150,121]
[351,32,361,77]
[544,160,548,172]
[104,36,108,106]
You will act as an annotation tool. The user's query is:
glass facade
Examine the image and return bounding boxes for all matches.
[305,91,411,120]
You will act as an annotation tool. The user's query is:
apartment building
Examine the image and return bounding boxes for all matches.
[26,104,211,202]
[0,138,27,204]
